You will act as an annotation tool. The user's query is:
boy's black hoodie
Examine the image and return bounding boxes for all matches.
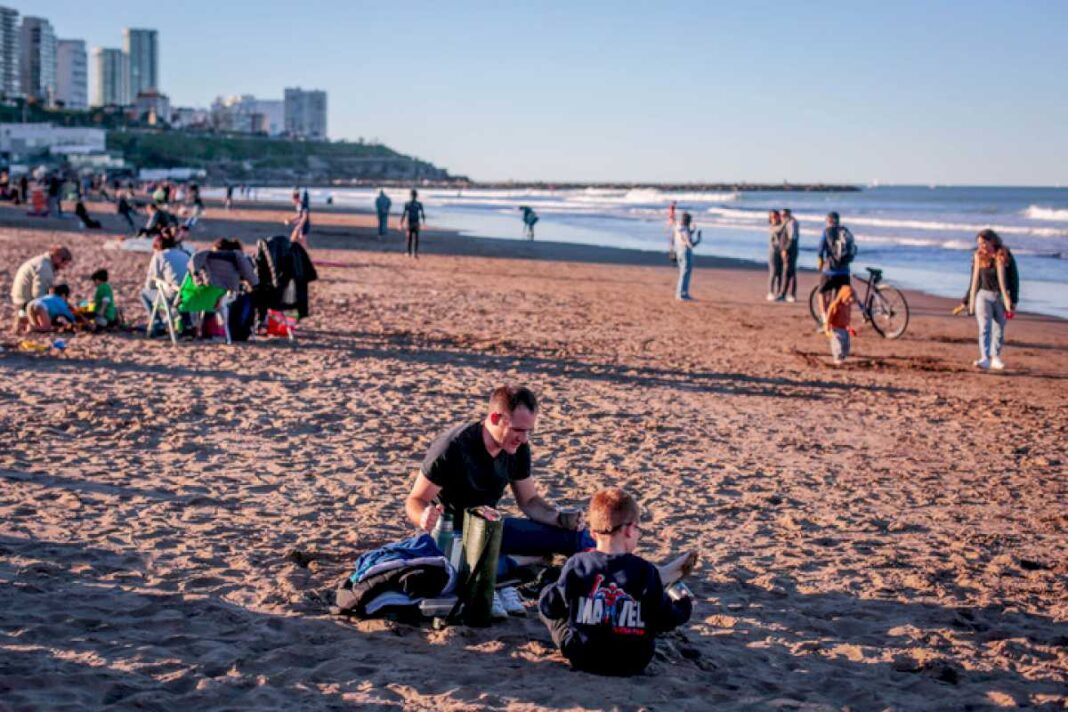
[539,551,692,676]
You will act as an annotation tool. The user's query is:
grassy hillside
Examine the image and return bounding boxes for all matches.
[106,130,452,183]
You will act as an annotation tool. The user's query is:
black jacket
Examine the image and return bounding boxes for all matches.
[254,235,318,318]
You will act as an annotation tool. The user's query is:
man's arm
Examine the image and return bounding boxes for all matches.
[511,477,580,528]
[405,473,443,532]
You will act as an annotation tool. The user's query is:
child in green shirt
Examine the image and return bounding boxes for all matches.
[89,269,118,329]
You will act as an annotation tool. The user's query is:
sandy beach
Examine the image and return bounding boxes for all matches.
[1,200,1066,710]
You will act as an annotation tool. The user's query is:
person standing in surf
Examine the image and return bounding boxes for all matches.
[399,189,426,258]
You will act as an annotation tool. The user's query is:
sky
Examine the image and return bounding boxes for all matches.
[23,0,1068,185]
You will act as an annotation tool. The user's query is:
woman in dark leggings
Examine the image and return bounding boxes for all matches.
[767,210,785,300]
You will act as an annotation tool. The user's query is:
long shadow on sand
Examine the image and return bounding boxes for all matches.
[290,328,916,400]
[2,535,1060,709]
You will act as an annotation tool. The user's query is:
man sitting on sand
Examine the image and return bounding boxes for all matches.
[10,245,72,334]
[406,386,591,574]
[404,385,698,585]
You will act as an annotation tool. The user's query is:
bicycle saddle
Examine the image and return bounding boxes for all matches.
[865,267,883,280]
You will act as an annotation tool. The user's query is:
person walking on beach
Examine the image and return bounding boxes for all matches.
[779,208,800,302]
[815,212,856,327]
[519,205,539,240]
[287,189,312,249]
[225,184,234,210]
[767,210,786,300]
[399,189,426,258]
[10,245,72,334]
[375,189,392,237]
[673,212,700,301]
[963,229,1018,370]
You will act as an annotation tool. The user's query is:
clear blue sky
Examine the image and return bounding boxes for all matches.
[25,0,1068,185]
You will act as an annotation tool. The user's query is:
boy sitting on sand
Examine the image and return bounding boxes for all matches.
[824,284,856,365]
[538,488,694,676]
[87,269,118,331]
[25,285,76,333]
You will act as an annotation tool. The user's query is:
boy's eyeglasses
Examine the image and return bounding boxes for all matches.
[595,521,640,535]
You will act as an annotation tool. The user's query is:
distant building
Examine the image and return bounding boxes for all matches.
[211,94,284,135]
[284,87,327,140]
[19,16,56,104]
[0,6,19,98]
[123,28,158,97]
[92,47,127,106]
[134,89,170,125]
[0,122,106,158]
[171,106,210,130]
[56,39,88,109]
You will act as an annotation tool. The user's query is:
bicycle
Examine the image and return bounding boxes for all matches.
[808,267,910,339]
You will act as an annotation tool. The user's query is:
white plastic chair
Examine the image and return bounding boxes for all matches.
[146,278,180,346]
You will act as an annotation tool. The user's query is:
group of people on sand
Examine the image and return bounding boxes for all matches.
[375,188,427,258]
[404,385,697,676]
[8,245,119,335]
[666,201,1022,370]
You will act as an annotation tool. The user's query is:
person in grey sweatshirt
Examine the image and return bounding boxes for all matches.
[779,208,800,302]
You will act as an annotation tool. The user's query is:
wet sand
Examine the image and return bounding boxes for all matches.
[1,200,1066,709]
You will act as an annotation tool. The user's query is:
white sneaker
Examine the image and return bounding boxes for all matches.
[490,592,508,620]
[785,295,796,303]
[766,292,776,301]
[497,586,526,617]
[974,358,990,369]
[990,357,1005,370]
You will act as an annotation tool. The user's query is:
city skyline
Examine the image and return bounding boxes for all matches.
[13,0,1068,185]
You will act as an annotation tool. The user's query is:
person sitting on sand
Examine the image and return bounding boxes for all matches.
[539,488,695,676]
[406,386,591,575]
[404,385,698,584]
[25,284,76,333]
[10,245,73,335]
[137,203,177,237]
[75,198,102,229]
[88,269,118,331]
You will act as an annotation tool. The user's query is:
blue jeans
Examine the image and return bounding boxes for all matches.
[498,517,594,578]
[676,248,693,299]
[975,289,1006,359]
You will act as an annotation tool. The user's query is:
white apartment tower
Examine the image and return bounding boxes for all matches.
[123,28,158,97]
[56,39,87,109]
[284,87,327,140]
[19,16,56,104]
[92,47,127,106]
[0,6,18,97]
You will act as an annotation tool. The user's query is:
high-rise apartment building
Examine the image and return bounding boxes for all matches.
[92,47,127,106]
[56,39,87,109]
[123,28,158,97]
[284,87,327,140]
[19,16,56,104]
[0,6,18,98]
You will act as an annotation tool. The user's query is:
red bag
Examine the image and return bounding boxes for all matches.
[266,310,296,337]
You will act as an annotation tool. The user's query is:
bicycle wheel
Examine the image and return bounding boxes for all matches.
[868,284,909,339]
[808,283,822,324]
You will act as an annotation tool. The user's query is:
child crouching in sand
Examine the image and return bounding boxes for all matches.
[824,284,856,365]
[25,284,76,333]
[538,488,694,676]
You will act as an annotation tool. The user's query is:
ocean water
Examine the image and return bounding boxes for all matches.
[237,185,1068,318]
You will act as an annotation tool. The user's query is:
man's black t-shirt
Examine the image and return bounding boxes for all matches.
[420,421,531,520]
[539,551,692,676]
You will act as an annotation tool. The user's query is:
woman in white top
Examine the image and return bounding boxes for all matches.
[674,212,700,300]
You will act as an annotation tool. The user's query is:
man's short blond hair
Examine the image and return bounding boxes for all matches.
[588,488,640,535]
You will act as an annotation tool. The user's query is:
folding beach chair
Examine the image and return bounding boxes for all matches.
[146,278,181,346]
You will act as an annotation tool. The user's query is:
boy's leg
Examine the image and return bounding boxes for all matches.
[539,610,573,653]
